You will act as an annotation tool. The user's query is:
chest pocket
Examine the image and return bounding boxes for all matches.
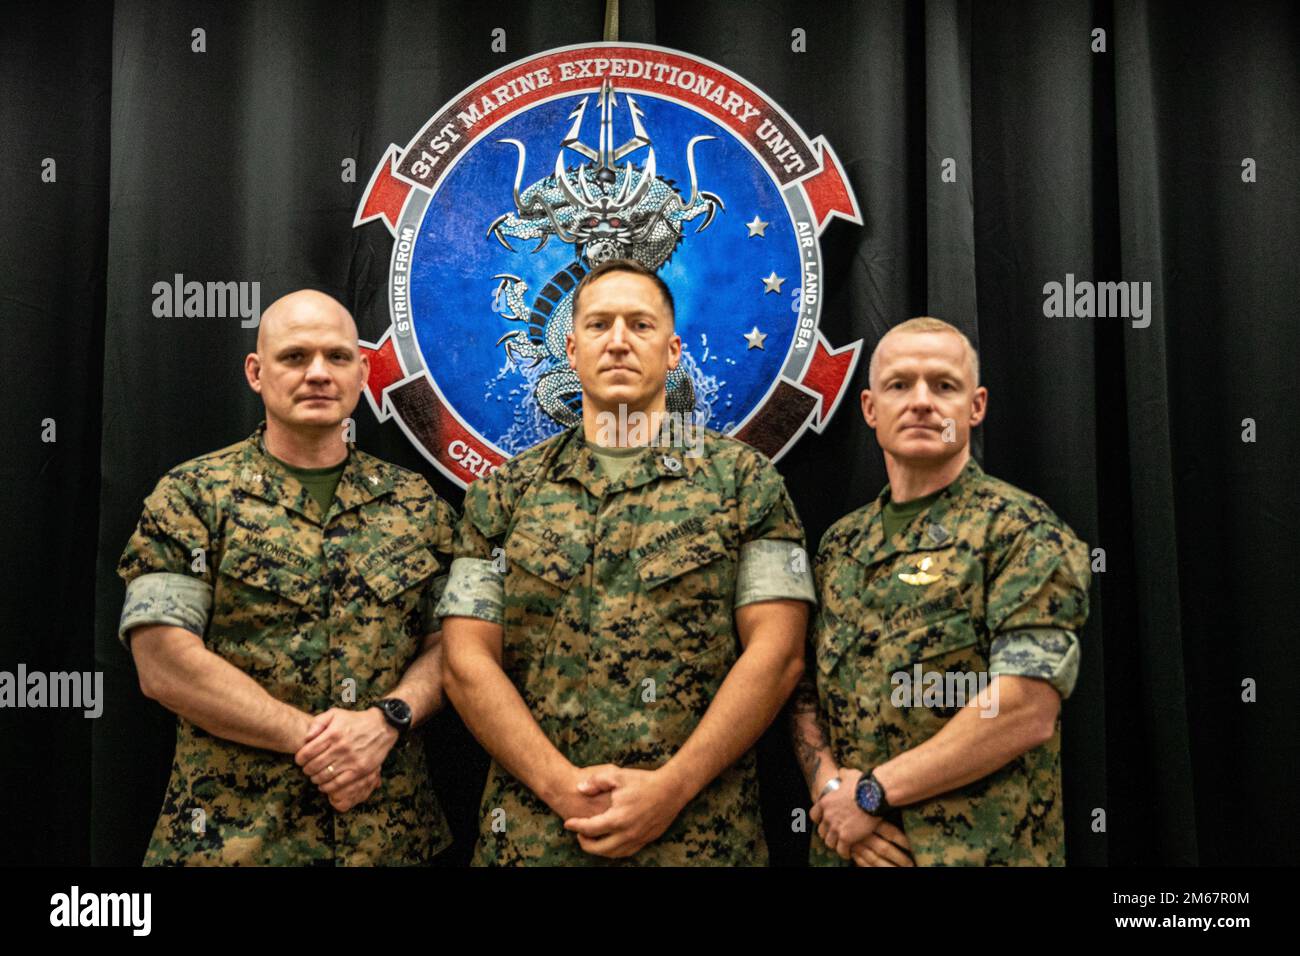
[361,544,441,602]
[636,525,734,659]
[812,607,892,769]
[881,609,981,666]
[879,609,987,740]
[878,543,977,633]
[217,541,317,609]
[814,608,863,678]
[502,525,591,672]
[507,526,589,590]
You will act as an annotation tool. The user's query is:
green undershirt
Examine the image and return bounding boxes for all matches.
[271,454,346,515]
[590,444,644,482]
[882,488,944,541]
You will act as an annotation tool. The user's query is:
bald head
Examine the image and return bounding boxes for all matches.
[257,289,358,354]
[245,289,369,436]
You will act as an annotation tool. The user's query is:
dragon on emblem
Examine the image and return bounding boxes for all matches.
[488,78,724,426]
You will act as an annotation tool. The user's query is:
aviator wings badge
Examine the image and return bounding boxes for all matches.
[898,555,942,586]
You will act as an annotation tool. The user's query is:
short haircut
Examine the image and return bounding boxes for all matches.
[868,316,980,387]
[571,258,676,327]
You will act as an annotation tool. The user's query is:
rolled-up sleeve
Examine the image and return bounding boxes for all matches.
[435,476,507,625]
[116,472,214,647]
[989,628,1081,698]
[434,558,504,625]
[985,520,1090,699]
[732,451,815,607]
[118,572,213,644]
[734,538,816,607]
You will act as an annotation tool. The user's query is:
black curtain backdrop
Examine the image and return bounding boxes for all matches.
[2,0,1296,867]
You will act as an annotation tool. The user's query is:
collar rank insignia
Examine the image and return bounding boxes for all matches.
[899,555,942,586]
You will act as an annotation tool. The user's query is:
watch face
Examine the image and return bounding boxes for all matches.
[857,777,881,814]
[385,699,412,723]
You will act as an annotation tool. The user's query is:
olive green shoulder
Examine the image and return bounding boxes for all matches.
[480,428,568,497]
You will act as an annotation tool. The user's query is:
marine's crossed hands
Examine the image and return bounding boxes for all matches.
[563,765,691,859]
[810,767,915,867]
[294,707,399,813]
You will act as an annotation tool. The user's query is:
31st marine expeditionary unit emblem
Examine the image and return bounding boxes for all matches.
[354,42,862,487]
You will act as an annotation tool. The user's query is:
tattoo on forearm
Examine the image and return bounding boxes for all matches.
[789,675,833,789]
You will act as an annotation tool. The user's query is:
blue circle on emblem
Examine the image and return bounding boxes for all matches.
[407,92,802,455]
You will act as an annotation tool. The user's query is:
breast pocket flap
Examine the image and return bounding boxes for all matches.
[218,541,317,606]
[506,527,590,591]
[637,528,729,589]
[815,610,865,676]
[887,610,980,665]
[364,545,442,602]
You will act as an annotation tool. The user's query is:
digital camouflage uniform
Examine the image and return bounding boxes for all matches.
[117,423,454,865]
[437,425,815,866]
[810,459,1089,866]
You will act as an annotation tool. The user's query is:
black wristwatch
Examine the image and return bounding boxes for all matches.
[854,770,893,816]
[373,698,413,736]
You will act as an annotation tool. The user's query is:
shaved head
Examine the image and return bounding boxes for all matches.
[257,289,358,354]
[245,289,369,440]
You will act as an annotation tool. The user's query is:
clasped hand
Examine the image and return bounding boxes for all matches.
[811,768,915,866]
[294,707,399,813]
[558,764,688,859]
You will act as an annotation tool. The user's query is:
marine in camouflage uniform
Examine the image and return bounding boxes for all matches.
[808,458,1090,866]
[117,422,455,865]
[436,424,815,866]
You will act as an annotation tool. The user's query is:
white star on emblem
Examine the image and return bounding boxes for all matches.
[744,326,767,350]
[762,271,785,294]
[746,216,769,237]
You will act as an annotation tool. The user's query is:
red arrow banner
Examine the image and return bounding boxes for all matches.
[800,333,861,431]
[354,145,412,235]
[358,332,403,420]
[800,136,862,235]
